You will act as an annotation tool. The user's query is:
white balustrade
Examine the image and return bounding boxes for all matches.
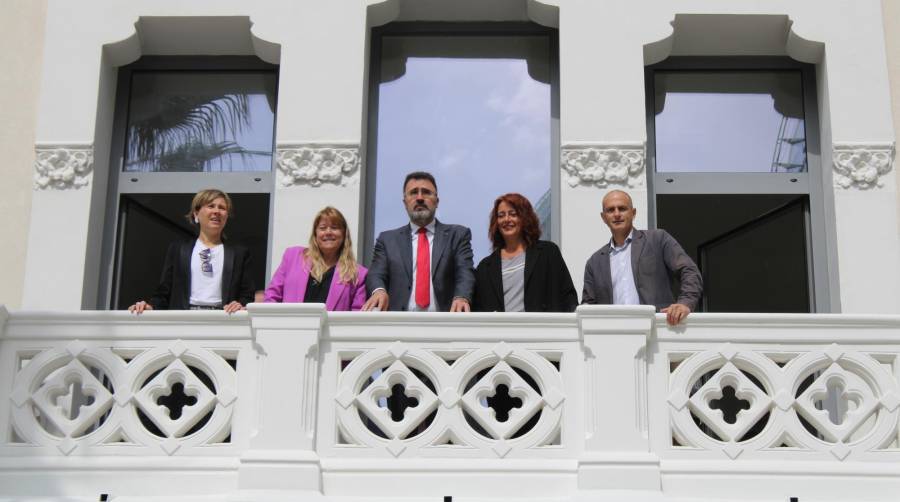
[0,305,899,500]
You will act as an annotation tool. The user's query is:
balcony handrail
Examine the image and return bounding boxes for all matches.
[2,304,900,500]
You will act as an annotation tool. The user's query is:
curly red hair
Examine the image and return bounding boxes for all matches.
[488,193,542,250]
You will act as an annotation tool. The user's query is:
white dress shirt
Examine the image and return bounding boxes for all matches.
[609,230,640,305]
[407,221,438,312]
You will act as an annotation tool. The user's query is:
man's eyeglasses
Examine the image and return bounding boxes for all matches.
[199,248,212,274]
[405,187,436,199]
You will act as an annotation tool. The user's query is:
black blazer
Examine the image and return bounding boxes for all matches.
[148,240,255,309]
[473,240,578,313]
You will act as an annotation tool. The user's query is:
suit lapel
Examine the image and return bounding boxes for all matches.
[399,225,413,283]
[599,246,614,301]
[325,265,346,310]
[180,240,193,303]
[524,244,540,287]
[295,250,311,300]
[431,220,448,276]
[630,230,645,281]
[221,244,235,302]
[487,250,504,309]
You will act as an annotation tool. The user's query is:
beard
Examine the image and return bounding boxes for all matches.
[407,206,435,227]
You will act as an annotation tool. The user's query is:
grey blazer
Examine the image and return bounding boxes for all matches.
[366,220,476,311]
[582,229,702,312]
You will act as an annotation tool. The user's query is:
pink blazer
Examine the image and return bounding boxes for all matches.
[264,246,368,311]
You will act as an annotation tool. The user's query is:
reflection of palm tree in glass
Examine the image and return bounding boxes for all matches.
[126,94,268,172]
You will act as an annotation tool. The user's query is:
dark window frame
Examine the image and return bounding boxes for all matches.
[644,56,836,312]
[98,56,279,309]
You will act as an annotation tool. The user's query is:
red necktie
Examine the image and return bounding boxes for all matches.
[415,227,430,308]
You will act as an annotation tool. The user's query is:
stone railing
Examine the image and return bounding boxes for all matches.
[1,305,899,500]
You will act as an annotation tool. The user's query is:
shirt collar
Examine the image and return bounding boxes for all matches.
[609,230,634,252]
[410,220,436,236]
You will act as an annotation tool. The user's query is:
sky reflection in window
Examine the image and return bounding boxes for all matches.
[654,71,806,173]
[374,36,552,262]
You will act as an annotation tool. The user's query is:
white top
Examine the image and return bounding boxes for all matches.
[609,230,640,306]
[501,252,526,312]
[189,240,224,306]
[407,221,438,312]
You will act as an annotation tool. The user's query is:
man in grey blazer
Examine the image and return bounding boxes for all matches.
[363,171,475,312]
[582,190,702,325]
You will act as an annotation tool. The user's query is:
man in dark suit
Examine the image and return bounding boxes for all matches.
[582,190,702,325]
[363,171,475,312]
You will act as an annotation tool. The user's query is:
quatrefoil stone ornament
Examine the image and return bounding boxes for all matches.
[687,362,772,442]
[461,361,542,440]
[355,360,438,440]
[31,358,114,439]
[133,359,216,439]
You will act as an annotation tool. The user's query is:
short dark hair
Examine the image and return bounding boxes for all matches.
[403,171,437,194]
[488,193,542,250]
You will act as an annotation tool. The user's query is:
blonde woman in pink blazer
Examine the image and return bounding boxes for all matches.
[264,207,368,310]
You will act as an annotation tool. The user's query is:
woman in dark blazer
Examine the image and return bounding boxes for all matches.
[128,189,254,314]
[473,193,578,312]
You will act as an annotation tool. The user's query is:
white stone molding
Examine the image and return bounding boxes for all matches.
[3,309,900,500]
[33,144,94,190]
[667,344,900,461]
[561,143,646,188]
[9,339,237,456]
[832,143,895,189]
[334,341,565,458]
[276,143,360,187]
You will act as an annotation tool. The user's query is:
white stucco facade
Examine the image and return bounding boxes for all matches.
[4,0,898,312]
[3,3,900,500]
[0,0,46,310]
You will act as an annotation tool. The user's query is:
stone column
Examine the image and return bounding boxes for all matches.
[238,303,325,492]
[576,304,660,490]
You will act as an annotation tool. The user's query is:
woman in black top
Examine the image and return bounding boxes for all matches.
[472,193,578,312]
[128,189,254,313]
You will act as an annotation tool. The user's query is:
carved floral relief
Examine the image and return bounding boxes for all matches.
[276,144,360,187]
[832,143,895,189]
[33,146,94,190]
[561,144,645,188]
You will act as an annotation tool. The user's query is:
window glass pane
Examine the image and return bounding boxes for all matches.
[124,71,276,172]
[374,35,552,261]
[654,71,806,173]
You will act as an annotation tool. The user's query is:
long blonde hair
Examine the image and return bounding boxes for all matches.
[305,207,359,285]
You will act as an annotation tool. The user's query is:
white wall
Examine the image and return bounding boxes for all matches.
[16,0,900,313]
[0,0,46,309]
[884,0,900,231]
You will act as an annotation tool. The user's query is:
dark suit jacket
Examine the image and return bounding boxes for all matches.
[473,240,578,312]
[582,229,702,312]
[148,240,255,310]
[366,220,475,311]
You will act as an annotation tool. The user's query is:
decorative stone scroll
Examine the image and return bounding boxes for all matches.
[276,143,360,187]
[33,145,94,190]
[668,344,900,461]
[561,143,645,188]
[832,143,895,189]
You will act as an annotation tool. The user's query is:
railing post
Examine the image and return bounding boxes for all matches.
[576,305,660,491]
[239,303,325,492]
